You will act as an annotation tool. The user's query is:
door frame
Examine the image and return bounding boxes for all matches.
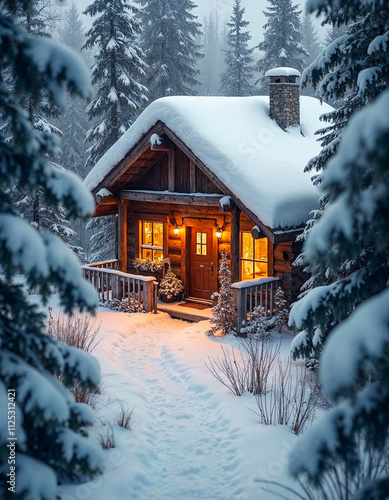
[184,220,219,301]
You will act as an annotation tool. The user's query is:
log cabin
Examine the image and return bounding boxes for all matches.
[84,68,332,308]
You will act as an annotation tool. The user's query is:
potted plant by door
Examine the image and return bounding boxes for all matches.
[158,263,184,303]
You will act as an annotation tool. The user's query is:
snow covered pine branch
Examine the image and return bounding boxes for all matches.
[0,1,103,498]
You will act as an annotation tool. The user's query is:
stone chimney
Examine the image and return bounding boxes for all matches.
[265,67,301,130]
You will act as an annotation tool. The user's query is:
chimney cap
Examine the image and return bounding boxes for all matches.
[265,67,301,78]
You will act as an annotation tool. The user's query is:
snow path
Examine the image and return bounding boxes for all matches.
[59,310,298,500]
[113,315,245,500]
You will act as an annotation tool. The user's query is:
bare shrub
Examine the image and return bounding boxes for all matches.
[240,337,280,395]
[255,359,317,435]
[205,337,280,396]
[206,345,247,396]
[47,307,101,353]
[99,425,116,449]
[116,404,133,430]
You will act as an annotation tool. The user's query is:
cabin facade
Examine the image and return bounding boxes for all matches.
[84,68,332,314]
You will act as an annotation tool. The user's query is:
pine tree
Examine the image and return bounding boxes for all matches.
[198,11,224,96]
[288,0,389,497]
[15,170,86,261]
[208,249,236,336]
[58,1,89,177]
[291,7,383,361]
[325,21,347,46]
[0,1,103,496]
[9,0,85,257]
[87,215,117,263]
[83,0,148,168]
[220,0,255,97]
[136,0,202,102]
[301,13,321,67]
[257,0,307,90]
[273,287,289,333]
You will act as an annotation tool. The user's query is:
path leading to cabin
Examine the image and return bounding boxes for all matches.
[114,314,245,500]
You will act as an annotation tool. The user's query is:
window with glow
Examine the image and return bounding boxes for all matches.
[195,232,207,256]
[140,221,164,261]
[240,233,268,280]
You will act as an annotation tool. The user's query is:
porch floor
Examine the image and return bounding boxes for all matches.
[157,300,212,323]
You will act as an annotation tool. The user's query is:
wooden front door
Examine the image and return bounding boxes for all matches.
[189,227,215,301]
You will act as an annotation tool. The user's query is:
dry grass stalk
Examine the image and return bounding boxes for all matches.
[99,425,116,449]
[116,404,133,430]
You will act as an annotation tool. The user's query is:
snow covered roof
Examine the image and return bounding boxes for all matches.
[85,95,332,230]
[265,67,301,78]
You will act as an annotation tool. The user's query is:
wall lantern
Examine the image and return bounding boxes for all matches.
[215,226,223,239]
[173,224,180,236]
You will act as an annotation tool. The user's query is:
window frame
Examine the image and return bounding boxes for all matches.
[136,214,168,262]
[240,232,269,280]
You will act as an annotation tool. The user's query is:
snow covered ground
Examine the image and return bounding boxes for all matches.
[58,308,304,500]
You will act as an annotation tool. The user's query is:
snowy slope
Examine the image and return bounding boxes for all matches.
[85,95,332,230]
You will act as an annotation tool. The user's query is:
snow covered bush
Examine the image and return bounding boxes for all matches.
[0,1,103,496]
[241,288,289,338]
[102,297,144,313]
[158,263,184,302]
[287,0,389,497]
[208,249,236,336]
[240,306,273,340]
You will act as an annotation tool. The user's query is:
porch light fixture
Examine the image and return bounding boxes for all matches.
[215,226,223,239]
[173,224,180,235]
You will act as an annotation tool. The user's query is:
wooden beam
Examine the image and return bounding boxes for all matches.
[219,196,236,213]
[95,194,118,205]
[231,208,241,283]
[118,200,129,272]
[189,161,196,193]
[273,228,303,243]
[168,149,175,192]
[251,225,264,240]
[120,190,222,206]
[94,205,118,217]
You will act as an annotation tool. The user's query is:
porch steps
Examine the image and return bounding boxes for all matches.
[157,300,212,323]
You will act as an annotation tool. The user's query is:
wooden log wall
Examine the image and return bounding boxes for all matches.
[125,201,229,291]
[124,200,302,301]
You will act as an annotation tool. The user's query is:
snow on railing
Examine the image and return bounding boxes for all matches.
[232,277,281,335]
[84,259,119,270]
[82,262,158,313]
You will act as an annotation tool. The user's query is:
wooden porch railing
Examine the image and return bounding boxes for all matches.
[85,259,119,270]
[82,261,157,313]
[232,277,281,335]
